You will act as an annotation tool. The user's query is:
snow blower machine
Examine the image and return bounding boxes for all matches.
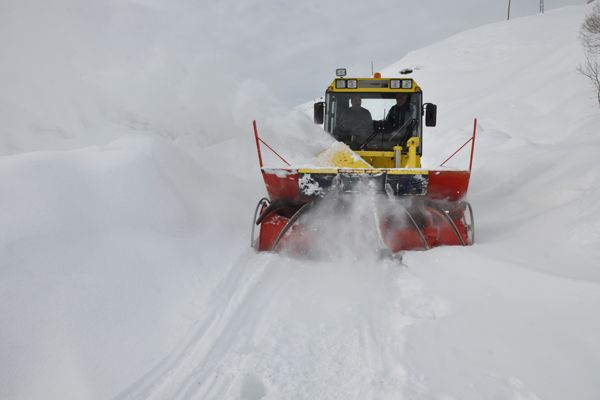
[251,68,476,254]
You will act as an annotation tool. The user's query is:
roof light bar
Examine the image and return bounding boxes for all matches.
[335,79,347,89]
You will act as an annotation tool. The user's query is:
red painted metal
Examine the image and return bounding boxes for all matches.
[260,205,470,253]
[258,212,313,252]
[253,120,291,167]
[428,170,471,201]
[258,137,291,167]
[261,169,470,202]
[261,169,303,202]
[439,117,478,169]
[258,213,288,251]
[255,120,475,253]
[252,121,291,167]
[469,118,478,172]
[252,120,264,168]
[440,137,472,167]
[380,204,470,252]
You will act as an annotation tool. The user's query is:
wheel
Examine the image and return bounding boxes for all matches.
[251,198,270,249]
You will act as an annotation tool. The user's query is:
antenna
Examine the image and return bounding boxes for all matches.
[540,0,544,14]
[507,0,511,20]
[371,61,374,76]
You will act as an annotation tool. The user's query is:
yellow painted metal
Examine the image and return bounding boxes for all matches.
[393,146,402,168]
[406,137,421,168]
[315,145,373,169]
[330,147,372,168]
[297,167,428,175]
[398,154,422,168]
[387,169,429,175]
[298,168,339,174]
[355,150,395,168]
[337,168,384,174]
[303,141,424,175]
[354,149,422,169]
[328,78,421,93]
[355,150,395,158]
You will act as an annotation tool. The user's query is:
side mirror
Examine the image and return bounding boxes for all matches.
[424,103,437,127]
[314,102,325,124]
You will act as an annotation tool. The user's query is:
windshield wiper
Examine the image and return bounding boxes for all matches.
[359,118,415,150]
[387,118,415,143]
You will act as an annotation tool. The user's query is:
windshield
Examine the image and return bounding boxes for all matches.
[324,92,422,152]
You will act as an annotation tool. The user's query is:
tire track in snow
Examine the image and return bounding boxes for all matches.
[116,252,448,400]
[115,250,273,400]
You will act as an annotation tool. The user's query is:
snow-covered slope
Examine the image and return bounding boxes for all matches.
[2,4,600,400]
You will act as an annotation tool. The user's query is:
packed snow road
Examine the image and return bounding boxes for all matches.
[113,242,600,400]
[116,250,447,400]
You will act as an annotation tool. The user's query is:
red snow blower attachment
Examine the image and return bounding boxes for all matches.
[251,70,476,255]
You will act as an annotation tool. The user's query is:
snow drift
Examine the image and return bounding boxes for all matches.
[1,4,600,400]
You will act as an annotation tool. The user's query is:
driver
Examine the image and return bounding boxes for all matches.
[386,93,416,131]
[336,94,373,148]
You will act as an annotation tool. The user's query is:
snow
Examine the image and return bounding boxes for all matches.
[298,174,325,197]
[2,3,600,400]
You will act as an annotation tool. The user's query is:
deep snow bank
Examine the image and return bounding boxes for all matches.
[2,4,600,400]
[383,6,600,399]
[385,6,600,277]
[0,134,257,399]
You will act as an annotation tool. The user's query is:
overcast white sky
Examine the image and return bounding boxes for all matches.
[202,0,587,104]
[0,0,589,149]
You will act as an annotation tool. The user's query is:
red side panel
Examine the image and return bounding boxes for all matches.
[428,170,471,201]
[261,169,471,202]
[382,216,470,252]
[258,212,312,252]
[258,213,289,251]
[383,228,427,252]
[262,169,302,203]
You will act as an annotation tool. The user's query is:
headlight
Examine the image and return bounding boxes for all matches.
[390,79,401,89]
[347,79,358,89]
[401,79,413,89]
[335,80,347,89]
